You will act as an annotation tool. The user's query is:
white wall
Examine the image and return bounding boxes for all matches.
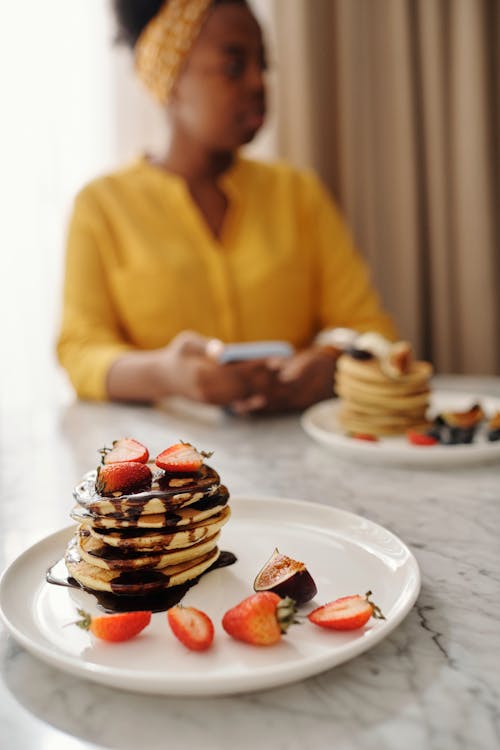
[0,0,279,410]
[0,1,116,407]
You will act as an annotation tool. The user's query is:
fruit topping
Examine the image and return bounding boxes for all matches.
[100,438,149,465]
[73,609,151,642]
[155,442,213,474]
[167,605,214,651]
[487,412,500,442]
[440,403,484,429]
[351,433,379,442]
[95,461,152,496]
[406,429,438,446]
[253,548,317,605]
[354,332,392,359]
[308,591,385,631]
[346,348,374,361]
[380,341,413,378]
[432,403,485,445]
[222,592,297,646]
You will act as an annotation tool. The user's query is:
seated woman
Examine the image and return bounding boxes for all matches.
[57,0,396,413]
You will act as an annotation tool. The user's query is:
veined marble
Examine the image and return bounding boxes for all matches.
[1,375,499,750]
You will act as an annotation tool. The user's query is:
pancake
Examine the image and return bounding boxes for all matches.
[58,448,234,605]
[338,408,430,436]
[77,526,221,571]
[334,341,433,436]
[70,486,229,529]
[336,381,430,412]
[74,464,221,517]
[85,506,231,552]
[65,536,220,595]
[337,355,432,387]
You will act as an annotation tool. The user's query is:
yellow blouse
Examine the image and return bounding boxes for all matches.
[57,156,396,400]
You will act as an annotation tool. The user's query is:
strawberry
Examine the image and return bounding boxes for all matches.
[167,605,214,651]
[406,430,438,446]
[308,590,385,631]
[100,438,149,465]
[95,461,152,496]
[351,433,379,442]
[155,442,212,474]
[74,609,151,642]
[222,592,297,646]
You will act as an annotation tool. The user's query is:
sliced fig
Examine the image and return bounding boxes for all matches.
[253,548,317,605]
[440,402,484,428]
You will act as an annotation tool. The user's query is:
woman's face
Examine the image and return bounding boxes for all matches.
[169,3,267,151]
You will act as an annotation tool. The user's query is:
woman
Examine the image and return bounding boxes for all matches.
[57,0,396,413]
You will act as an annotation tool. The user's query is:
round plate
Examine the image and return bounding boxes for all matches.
[301,390,500,467]
[0,496,420,696]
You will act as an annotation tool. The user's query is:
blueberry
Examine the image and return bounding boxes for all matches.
[426,426,442,441]
[439,425,475,445]
[346,348,374,361]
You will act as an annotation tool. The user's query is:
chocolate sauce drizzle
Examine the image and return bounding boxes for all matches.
[50,463,236,613]
[46,551,237,613]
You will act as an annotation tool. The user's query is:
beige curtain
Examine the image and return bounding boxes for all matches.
[269,0,499,374]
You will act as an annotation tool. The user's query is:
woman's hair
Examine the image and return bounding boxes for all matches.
[112,0,247,48]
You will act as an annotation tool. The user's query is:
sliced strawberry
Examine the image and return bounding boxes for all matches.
[167,605,214,651]
[351,433,379,442]
[308,591,385,631]
[101,438,149,465]
[74,609,151,642]
[406,430,438,446]
[95,461,152,496]
[155,442,212,474]
[222,592,297,646]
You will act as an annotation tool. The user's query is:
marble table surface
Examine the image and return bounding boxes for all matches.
[1,374,499,750]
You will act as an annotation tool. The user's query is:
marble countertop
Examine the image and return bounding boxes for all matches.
[1,375,499,750]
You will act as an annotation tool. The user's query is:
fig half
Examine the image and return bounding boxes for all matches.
[253,548,317,605]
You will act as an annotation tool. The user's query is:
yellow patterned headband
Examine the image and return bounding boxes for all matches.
[135,0,213,104]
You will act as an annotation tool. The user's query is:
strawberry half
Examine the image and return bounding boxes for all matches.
[351,433,379,442]
[222,592,297,646]
[101,438,149,465]
[167,605,214,651]
[406,430,438,447]
[155,442,212,474]
[74,609,151,642]
[308,591,385,631]
[95,461,152,496]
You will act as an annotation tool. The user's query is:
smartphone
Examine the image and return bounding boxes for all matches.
[217,340,294,364]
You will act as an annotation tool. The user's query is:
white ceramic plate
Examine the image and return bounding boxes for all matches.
[301,390,500,467]
[0,496,420,696]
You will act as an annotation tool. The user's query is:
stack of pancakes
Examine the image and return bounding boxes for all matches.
[65,464,230,599]
[335,339,433,436]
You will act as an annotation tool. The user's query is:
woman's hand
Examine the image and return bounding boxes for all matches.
[157,331,272,406]
[107,333,338,411]
[230,346,339,415]
[107,330,272,406]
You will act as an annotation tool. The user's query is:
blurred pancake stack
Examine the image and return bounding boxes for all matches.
[64,439,231,604]
[335,334,433,436]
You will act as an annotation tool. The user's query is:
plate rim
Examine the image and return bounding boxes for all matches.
[0,496,421,696]
[301,389,500,466]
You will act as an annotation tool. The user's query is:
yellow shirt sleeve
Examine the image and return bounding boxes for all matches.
[304,170,397,339]
[57,188,133,400]
[56,159,397,401]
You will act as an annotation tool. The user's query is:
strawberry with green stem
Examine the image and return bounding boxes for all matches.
[222,592,297,646]
[155,442,213,473]
[72,609,151,642]
[99,438,149,465]
[95,461,152,496]
[308,591,385,631]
